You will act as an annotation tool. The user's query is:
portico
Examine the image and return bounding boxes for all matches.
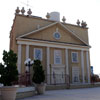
[17,38,90,84]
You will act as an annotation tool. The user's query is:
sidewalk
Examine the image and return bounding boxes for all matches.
[17,87,100,100]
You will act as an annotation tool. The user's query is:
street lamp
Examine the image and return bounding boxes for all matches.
[24,58,34,86]
[24,58,34,73]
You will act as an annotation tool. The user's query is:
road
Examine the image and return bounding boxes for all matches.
[17,87,100,100]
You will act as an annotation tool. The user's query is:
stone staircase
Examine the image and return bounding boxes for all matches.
[1,83,100,100]
[46,84,69,90]
[70,83,100,89]
[16,86,35,99]
[46,83,100,90]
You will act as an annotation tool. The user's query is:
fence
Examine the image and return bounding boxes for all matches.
[46,74,70,86]
[17,73,70,86]
[18,71,32,86]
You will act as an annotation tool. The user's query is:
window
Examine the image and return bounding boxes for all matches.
[72,52,78,63]
[53,32,61,40]
[34,48,42,61]
[54,50,62,64]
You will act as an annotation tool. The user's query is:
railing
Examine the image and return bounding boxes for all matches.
[18,72,32,86]
[16,73,70,87]
[46,74,70,86]
[91,74,100,83]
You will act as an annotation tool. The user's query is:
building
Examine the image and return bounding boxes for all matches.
[10,7,91,85]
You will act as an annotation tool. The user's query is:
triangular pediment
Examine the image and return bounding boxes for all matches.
[18,22,88,46]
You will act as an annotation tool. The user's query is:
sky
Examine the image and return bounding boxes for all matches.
[0,0,100,74]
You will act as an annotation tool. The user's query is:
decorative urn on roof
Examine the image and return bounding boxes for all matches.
[46,13,50,19]
[21,7,25,15]
[76,19,80,26]
[81,20,87,28]
[15,7,20,14]
[62,16,66,23]
[27,9,32,16]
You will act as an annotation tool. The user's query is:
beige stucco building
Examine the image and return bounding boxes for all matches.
[10,8,91,85]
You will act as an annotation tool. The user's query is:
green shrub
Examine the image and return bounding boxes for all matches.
[0,50,18,86]
[32,60,45,84]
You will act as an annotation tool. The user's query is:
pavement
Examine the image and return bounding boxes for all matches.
[17,87,100,100]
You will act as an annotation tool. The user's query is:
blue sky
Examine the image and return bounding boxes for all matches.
[0,0,100,74]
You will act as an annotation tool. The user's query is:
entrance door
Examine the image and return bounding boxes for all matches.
[72,67,80,83]
[51,65,65,84]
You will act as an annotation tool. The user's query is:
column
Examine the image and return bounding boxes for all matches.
[81,50,85,83]
[86,51,90,83]
[26,45,29,59]
[17,44,22,74]
[65,49,69,75]
[47,47,50,84]
[25,45,29,72]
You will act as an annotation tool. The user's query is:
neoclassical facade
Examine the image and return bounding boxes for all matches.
[10,8,91,85]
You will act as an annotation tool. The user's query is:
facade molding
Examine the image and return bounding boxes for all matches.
[18,22,89,46]
[18,22,58,38]
[59,23,89,46]
[17,39,90,51]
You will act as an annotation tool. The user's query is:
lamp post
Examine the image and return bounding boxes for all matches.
[24,58,34,85]
[24,58,34,72]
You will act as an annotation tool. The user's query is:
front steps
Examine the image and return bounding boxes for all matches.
[1,83,100,100]
[70,82,100,89]
[46,83,100,90]
[0,86,35,100]
[46,84,69,90]
[16,86,35,99]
